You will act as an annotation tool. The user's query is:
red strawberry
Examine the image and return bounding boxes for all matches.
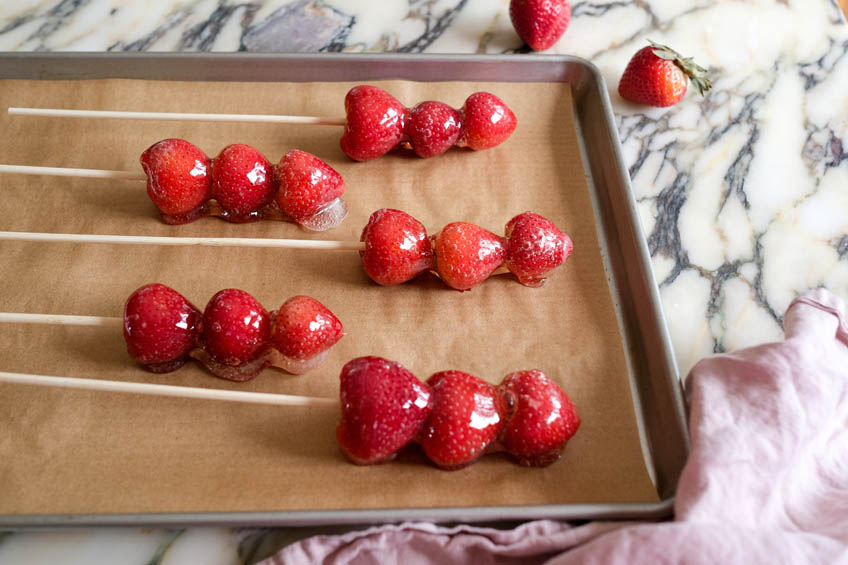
[505,212,572,287]
[340,86,409,161]
[498,370,580,467]
[433,222,506,291]
[271,295,343,361]
[275,150,346,221]
[618,40,711,107]
[457,92,517,151]
[407,101,463,158]
[140,138,211,221]
[123,283,201,373]
[509,0,571,51]
[211,144,277,218]
[420,371,509,470]
[360,208,435,286]
[201,288,271,367]
[336,356,432,465]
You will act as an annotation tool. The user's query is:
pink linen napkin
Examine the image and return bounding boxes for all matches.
[264,289,848,565]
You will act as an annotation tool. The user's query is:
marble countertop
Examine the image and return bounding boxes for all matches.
[1,0,847,563]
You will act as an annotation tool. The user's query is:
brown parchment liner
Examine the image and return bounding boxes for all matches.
[0,78,658,515]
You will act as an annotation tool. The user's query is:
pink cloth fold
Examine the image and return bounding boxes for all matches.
[264,289,848,565]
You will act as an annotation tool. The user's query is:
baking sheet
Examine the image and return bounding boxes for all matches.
[0,76,658,516]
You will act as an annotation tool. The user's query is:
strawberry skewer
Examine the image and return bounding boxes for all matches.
[8,85,517,162]
[361,209,573,289]
[0,140,348,231]
[336,356,580,469]
[0,355,580,469]
[0,284,345,380]
[0,209,572,289]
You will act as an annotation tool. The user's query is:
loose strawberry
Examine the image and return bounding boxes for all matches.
[509,0,571,51]
[433,222,506,291]
[457,92,517,151]
[360,208,435,286]
[618,40,711,107]
[336,356,432,465]
[201,288,271,368]
[498,370,580,467]
[340,86,409,162]
[420,371,509,470]
[505,212,573,287]
[407,101,463,158]
[271,295,343,361]
[211,144,277,218]
[123,283,201,373]
[275,150,346,222]
[140,139,211,222]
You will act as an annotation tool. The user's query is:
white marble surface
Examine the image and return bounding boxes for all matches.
[1,0,847,563]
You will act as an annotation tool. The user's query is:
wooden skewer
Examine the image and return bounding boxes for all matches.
[8,107,347,127]
[0,371,338,408]
[0,231,366,251]
[0,164,146,181]
[0,312,122,327]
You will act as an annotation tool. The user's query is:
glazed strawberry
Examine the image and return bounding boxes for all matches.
[275,150,346,221]
[336,356,432,465]
[498,370,580,467]
[271,295,343,361]
[618,40,711,107]
[123,283,201,373]
[407,101,463,158]
[211,144,277,218]
[140,139,211,221]
[360,209,435,286]
[433,222,506,291]
[201,288,271,368]
[421,371,509,470]
[509,0,571,51]
[340,85,409,161]
[458,92,517,151]
[505,212,572,287]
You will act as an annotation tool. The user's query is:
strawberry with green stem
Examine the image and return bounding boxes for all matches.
[618,40,712,107]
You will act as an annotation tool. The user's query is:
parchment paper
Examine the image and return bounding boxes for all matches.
[0,77,658,515]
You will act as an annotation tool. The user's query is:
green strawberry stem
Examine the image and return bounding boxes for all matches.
[647,39,712,96]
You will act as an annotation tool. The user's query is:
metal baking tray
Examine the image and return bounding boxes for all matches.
[0,53,687,528]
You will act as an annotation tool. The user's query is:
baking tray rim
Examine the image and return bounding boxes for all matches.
[4,500,675,529]
[0,52,686,528]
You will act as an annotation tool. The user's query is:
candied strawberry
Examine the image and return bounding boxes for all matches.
[498,370,580,467]
[433,222,506,291]
[457,92,517,151]
[407,101,463,158]
[271,295,343,361]
[211,144,277,218]
[123,283,201,373]
[275,150,346,221]
[340,85,409,161]
[336,356,432,465]
[360,209,435,286]
[504,211,573,287]
[421,371,509,470]
[140,138,212,219]
[201,288,271,367]
[509,0,571,52]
